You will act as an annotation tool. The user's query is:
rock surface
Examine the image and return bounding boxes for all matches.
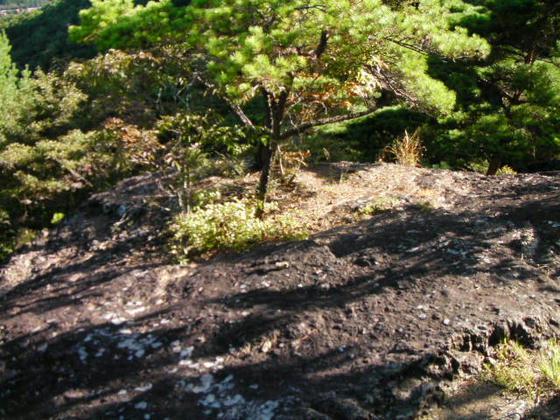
[1,165,559,419]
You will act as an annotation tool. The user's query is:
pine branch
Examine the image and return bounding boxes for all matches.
[280,108,377,139]
[384,37,429,56]
[195,75,257,130]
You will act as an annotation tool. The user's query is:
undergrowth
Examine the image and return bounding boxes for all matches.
[170,199,307,262]
[357,196,400,216]
[484,339,560,401]
[496,165,517,175]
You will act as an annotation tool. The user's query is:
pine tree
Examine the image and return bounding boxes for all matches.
[0,30,31,141]
[0,31,17,131]
[426,0,560,173]
[70,0,489,212]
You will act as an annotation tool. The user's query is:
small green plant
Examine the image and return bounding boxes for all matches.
[484,339,560,401]
[384,129,424,167]
[170,199,307,261]
[357,196,400,216]
[539,340,560,388]
[50,212,65,225]
[191,189,221,208]
[14,227,38,251]
[496,165,517,175]
[469,160,491,174]
[429,161,453,170]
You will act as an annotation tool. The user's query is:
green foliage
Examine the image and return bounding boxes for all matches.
[424,0,560,172]
[64,47,236,131]
[484,339,560,401]
[72,0,488,115]
[0,35,144,259]
[495,165,517,175]
[64,49,179,128]
[357,196,400,216]
[0,208,14,259]
[71,0,489,209]
[1,129,127,211]
[50,211,64,224]
[170,199,307,260]
[488,340,541,400]
[301,107,429,163]
[1,0,96,70]
[0,124,138,259]
[157,113,215,213]
[18,69,86,139]
[0,29,31,139]
[539,341,560,389]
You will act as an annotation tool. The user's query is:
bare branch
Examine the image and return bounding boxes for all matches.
[384,37,430,56]
[195,75,258,130]
[365,64,418,105]
[384,36,482,61]
[280,108,378,139]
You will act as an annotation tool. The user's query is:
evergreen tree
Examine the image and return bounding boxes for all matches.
[0,29,31,141]
[0,31,17,133]
[426,0,560,173]
[71,0,489,212]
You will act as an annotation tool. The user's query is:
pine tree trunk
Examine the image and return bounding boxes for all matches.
[255,140,276,218]
[253,141,267,170]
[255,89,287,218]
[486,155,502,175]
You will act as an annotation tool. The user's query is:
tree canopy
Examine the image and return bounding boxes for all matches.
[425,0,560,173]
[71,0,491,210]
[0,29,31,139]
[71,0,489,113]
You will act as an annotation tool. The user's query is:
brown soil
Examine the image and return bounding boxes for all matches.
[1,163,559,420]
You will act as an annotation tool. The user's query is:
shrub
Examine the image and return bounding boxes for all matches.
[384,129,424,166]
[275,146,311,185]
[495,165,517,175]
[539,340,560,389]
[170,199,307,261]
[357,196,400,216]
[0,208,14,260]
[484,339,560,401]
[299,106,428,163]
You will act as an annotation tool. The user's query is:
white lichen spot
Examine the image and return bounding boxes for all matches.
[135,384,153,392]
[180,347,194,359]
[126,307,146,316]
[111,317,127,325]
[134,401,148,410]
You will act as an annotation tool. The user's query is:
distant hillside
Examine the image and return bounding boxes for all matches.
[1,0,95,70]
[0,0,49,6]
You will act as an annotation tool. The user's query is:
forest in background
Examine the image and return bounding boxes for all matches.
[0,1,49,6]
[0,0,559,261]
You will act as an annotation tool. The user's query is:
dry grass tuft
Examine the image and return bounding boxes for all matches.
[384,129,424,167]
